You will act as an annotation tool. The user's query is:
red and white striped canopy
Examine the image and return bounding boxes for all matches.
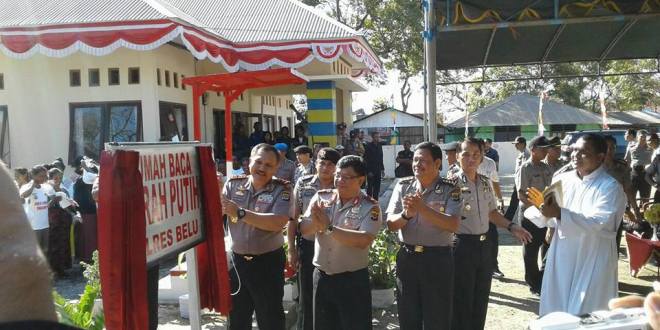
[0,19,381,74]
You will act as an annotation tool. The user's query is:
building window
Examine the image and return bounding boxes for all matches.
[69,70,81,87]
[89,69,100,87]
[173,72,179,88]
[69,102,142,162]
[128,67,140,84]
[0,106,9,166]
[156,69,161,86]
[165,70,170,87]
[494,126,521,142]
[159,102,188,141]
[108,68,120,85]
[181,75,186,90]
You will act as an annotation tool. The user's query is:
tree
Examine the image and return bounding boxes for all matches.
[300,0,424,113]
[440,60,660,113]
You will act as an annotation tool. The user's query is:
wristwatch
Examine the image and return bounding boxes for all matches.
[507,222,515,232]
[237,208,247,220]
[325,224,334,235]
[401,212,412,221]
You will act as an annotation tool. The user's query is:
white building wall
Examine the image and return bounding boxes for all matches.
[0,44,297,168]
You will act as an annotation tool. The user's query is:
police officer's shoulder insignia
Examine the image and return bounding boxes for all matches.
[300,174,315,182]
[272,177,292,190]
[399,176,414,185]
[450,187,461,201]
[555,163,574,176]
[439,177,457,187]
[370,206,380,221]
[281,190,291,201]
[317,188,334,195]
[229,175,248,181]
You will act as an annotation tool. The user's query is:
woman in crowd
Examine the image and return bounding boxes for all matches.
[47,168,74,277]
[264,131,275,145]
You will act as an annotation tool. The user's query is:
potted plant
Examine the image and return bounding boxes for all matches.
[368,230,398,308]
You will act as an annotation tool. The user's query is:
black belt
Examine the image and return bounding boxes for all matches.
[232,247,283,261]
[400,243,452,253]
[456,233,488,242]
[633,165,645,171]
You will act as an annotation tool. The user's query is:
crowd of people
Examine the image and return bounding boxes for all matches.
[12,156,100,279]
[219,127,660,330]
[7,123,660,330]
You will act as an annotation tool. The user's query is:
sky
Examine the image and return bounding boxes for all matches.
[352,73,424,114]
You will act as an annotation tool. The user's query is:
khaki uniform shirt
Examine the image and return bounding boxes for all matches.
[608,159,632,191]
[223,176,291,255]
[386,176,462,246]
[276,158,296,182]
[449,170,496,235]
[445,162,460,179]
[294,162,315,184]
[646,149,660,187]
[515,159,553,222]
[625,143,652,169]
[307,190,382,275]
[516,149,531,173]
[543,159,566,175]
[292,175,325,241]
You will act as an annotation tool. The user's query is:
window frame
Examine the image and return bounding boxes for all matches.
[128,67,140,85]
[108,68,120,86]
[0,73,5,90]
[88,68,100,87]
[68,101,143,163]
[0,106,9,166]
[69,70,81,87]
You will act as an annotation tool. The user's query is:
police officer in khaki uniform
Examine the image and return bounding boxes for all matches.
[441,142,460,178]
[221,143,292,330]
[386,142,462,330]
[275,143,296,182]
[450,137,532,330]
[299,155,382,330]
[625,130,652,203]
[293,145,316,184]
[544,136,565,174]
[503,136,530,221]
[288,148,341,330]
[515,135,552,295]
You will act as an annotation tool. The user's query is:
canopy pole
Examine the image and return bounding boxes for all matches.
[225,94,233,174]
[424,0,438,142]
[193,86,203,141]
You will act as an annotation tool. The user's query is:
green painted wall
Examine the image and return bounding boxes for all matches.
[576,124,602,131]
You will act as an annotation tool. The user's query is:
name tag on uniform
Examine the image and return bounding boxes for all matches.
[257,194,273,203]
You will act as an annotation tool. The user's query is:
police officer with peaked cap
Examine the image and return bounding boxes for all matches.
[299,155,383,330]
[287,147,341,330]
[221,143,292,330]
[515,135,553,295]
[449,137,531,330]
[293,145,315,184]
[440,141,460,178]
[386,142,462,329]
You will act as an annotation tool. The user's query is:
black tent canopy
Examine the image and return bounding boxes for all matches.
[435,1,660,71]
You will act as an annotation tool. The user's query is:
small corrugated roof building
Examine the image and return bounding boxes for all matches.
[444,93,632,142]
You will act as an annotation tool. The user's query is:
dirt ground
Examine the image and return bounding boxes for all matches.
[155,175,657,329]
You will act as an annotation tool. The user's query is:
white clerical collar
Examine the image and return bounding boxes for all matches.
[579,164,605,182]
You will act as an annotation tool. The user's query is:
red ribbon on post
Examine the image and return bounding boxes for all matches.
[195,146,232,315]
[98,150,149,330]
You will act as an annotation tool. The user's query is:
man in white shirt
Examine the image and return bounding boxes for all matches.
[478,152,506,278]
[539,134,626,316]
[19,165,56,253]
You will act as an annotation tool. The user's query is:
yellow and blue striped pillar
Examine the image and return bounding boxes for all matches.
[306,81,337,146]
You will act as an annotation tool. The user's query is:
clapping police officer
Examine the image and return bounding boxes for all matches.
[221,143,292,330]
[386,142,462,329]
[450,137,532,330]
[287,147,341,330]
[299,155,382,330]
